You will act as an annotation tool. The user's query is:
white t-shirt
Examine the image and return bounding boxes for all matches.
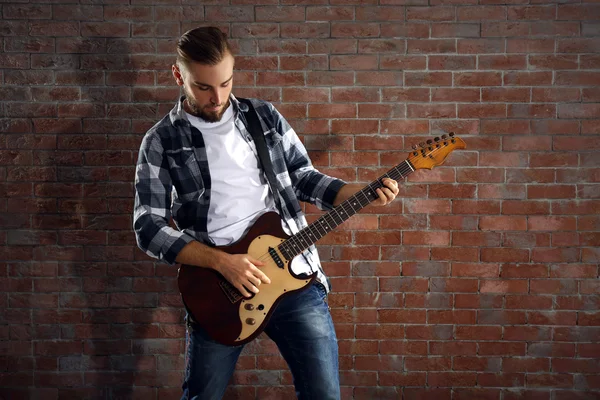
[186,105,313,276]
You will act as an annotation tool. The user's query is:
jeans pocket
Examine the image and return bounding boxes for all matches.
[314,282,327,299]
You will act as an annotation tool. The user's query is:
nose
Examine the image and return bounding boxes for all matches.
[211,88,224,106]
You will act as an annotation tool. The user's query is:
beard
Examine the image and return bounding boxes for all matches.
[183,90,230,123]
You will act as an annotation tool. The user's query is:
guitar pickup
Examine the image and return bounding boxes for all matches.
[268,247,284,269]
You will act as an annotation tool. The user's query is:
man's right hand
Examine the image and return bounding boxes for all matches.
[214,253,271,298]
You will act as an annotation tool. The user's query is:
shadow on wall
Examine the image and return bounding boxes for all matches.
[0,25,186,399]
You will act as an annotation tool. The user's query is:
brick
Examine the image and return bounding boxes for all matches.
[405,356,452,371]
[430,372,479,388]
[403,388,451,400]
[480,342,527,357]
[306,6,354,21]
[330,55,378,70]
[256,6,305,22]
[407,104,456,119]
[431,23,480,38]
[508,5,556,21]
[429,310,477,325]
[380,55,427,70]
[483,22,530,37]
[530,280,578,295]
[308,39,357,54]
[380,23,429,38]
[458,38,505,54]
[478,184,524,200]
[558,4,600,21]
[532,247,580,263]
[458,6,506,21]
[503,136,551,151]
[407,39,457,54]
[455,387,503,400]
[507,38,555,54]
[379,373,427,388]
[529,153,578,168]
[530,311,578,326]
[306,71,353,86]
[482,88,529,102]
[331,22,380,38]
[357,6,406,21]
[505,295,553,310]
[531,21,580,37]
[506,169,555,183]
[358,39,406,54]
[458,104,506,118]
[133,22,181,38]
[559,38,600,53]
[407,6,455,21]
[407,72,453,87]
[527,374,573,388]
[532,88,580,103]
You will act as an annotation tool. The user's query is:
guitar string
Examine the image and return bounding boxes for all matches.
[246,142,452,269]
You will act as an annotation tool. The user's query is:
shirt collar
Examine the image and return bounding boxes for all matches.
[169,94,247,127]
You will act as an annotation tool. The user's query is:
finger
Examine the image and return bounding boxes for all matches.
[237,282,253,298]
[383,187,396,199]
[246,272,262,288]
[376,188,388,205]
[383,178,399,194]
[250,265,271,284]
[377,187,395,204]
[248,255,265,267]
[242,279,260,294]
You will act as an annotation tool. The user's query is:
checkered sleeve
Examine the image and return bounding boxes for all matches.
[269,103,346,211]
[133,132,195,265]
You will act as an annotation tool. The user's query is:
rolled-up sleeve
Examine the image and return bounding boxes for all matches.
[271,104,346,211]
[133,132,194,265]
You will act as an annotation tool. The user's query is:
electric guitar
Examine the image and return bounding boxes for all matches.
[178,133,466,346]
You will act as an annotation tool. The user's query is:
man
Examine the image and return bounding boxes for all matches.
[133,26,399,400]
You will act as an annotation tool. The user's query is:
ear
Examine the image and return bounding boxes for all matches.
[172,64,184,86]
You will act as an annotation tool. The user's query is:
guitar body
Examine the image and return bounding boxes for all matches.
[177,133,465,346]
[178,211,317,346]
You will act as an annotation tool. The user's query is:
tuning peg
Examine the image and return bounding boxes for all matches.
[449,132,455,137]
[426,139,432,145]
[434,137,440,142]
[419,142,426,147]
[412,144,418,150]
[441,134,447,140]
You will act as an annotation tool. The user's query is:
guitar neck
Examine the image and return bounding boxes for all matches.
[278,159,415,261]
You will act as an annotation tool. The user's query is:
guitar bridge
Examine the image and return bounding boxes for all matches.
[269,247,284,269]
[218,279,243,303]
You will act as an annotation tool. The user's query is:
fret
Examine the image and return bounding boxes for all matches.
[277,160,415,261]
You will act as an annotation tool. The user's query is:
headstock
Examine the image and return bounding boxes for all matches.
[407,132,466,170]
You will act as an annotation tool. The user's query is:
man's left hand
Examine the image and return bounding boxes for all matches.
[373,178,399,206]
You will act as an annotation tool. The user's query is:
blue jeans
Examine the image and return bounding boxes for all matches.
[181,282,340,400]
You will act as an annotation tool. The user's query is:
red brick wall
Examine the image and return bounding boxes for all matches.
[2,2,599,399]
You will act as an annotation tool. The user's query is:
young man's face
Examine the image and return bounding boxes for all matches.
[172,52,234,122]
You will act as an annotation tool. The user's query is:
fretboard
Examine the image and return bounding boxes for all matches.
[277,159,415,261]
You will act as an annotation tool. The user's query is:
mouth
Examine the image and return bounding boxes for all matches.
[206,104,222,112]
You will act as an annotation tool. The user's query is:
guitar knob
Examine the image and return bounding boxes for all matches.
[246,318,256,325]
[244,304,254,311]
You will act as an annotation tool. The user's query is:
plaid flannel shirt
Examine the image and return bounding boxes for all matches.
[133,95,346,286]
